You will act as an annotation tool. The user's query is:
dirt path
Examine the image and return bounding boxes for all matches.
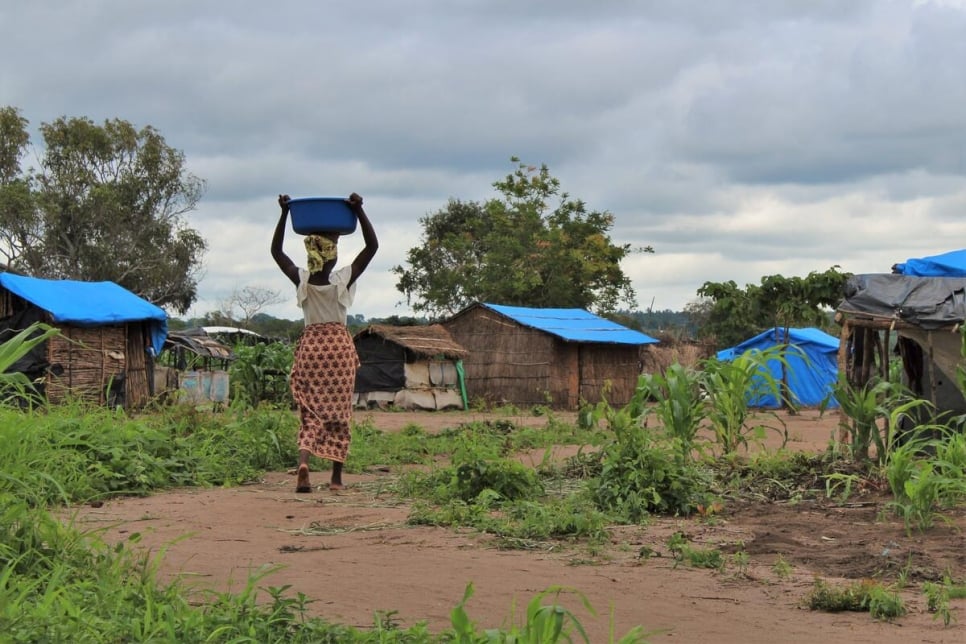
[69,410,966,643]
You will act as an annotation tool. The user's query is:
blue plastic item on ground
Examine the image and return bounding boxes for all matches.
[288,197,357,235]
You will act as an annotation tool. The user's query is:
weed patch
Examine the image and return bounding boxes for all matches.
[806,578,906,621]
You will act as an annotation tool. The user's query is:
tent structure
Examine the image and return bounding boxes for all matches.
[441,303,659,409]
[0,273,168,408]
[353,324,468,410]
[836,249,966,415]
[716,327,840,408]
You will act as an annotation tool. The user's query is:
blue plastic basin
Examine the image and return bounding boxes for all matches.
[288,197,357,235]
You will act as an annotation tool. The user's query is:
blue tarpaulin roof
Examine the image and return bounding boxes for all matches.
[483,303,659,345]
[716,327,839,408]
[0,273,168,354]
[893,249,966,277]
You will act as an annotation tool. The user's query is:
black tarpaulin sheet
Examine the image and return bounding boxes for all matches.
[838,274,966,329]
[354,336,406,391]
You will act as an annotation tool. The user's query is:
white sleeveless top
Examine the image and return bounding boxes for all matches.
[296,266,356,325]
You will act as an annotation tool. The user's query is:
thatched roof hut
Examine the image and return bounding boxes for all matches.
[353,323,468,410]
[0,273,167,409]
[440,303,659,410]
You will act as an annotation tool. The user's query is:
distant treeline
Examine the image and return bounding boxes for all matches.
[610,309,697,338]
[168,309,696,343]
[167,313,434,342]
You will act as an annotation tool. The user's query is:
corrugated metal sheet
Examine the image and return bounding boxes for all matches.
[483,303,659,346]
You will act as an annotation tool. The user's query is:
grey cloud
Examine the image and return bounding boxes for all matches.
[663,2,966,186]
[5,1,966,321]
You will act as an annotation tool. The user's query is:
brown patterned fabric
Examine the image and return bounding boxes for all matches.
[290,322,359,463]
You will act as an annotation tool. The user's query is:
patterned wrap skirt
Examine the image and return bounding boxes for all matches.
[289,322,360,463]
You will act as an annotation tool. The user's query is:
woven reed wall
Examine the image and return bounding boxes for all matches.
[444,307,647,409]
[125,323,150,408]
[45,323,150,407]
[577,343,644,408]
[443,309,556,407]
[46,326,125,404]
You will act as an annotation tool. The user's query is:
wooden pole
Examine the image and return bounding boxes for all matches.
[880,327,891,381]
[838,319,851,384]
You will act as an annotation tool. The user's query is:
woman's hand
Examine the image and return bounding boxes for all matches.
[278,194,291,212]
[346,192,363,211]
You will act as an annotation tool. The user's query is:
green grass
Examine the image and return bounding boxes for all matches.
[806,578,906,621]
[3,324,966,638]
[0,402,298,505]
[0,399,654,642]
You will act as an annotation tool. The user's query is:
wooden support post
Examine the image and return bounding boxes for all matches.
[880,327,890,382]
[838,319,851,384]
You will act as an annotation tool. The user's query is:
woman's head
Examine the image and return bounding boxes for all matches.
[304,234,338,272]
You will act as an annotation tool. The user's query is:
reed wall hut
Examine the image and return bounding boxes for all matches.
[0,273,168,408]
[440,303,659,410]
[836,250,966,417]
[353,323,468,410]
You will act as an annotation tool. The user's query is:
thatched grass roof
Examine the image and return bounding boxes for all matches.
[355,324,468,359]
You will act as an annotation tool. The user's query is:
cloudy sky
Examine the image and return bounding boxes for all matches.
[4,0,966,322]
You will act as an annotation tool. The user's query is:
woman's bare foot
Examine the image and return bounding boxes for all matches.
[295,464,312,493]
[330,461,344,491]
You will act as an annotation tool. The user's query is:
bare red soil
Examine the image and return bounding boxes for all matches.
[69,409,966,643]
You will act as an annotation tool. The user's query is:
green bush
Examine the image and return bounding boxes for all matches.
[587,397,710,522]
[413,457,544,505]
[699,347,789,455]
[229,341,294,409]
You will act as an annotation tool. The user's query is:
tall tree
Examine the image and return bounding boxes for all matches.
[0,109,207,313]
[394,158,650,317]
[216,286,285,329]
[696,266,849,348]
[0,107,36,268]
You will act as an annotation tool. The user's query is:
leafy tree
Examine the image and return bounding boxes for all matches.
[0,107,207,313]
[616,307,699,338]
[393,158,651,317]
[0,107,35,264]
[248,313,305,342]
[200,310,235,328]
[694,280,763,348]
[370,314,430,326]
[696,266,849,348]
[683,298,713,335]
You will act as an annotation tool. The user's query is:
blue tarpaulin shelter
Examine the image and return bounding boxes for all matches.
[0,273,168,408]
[716,327,839,408]
[442,303,659,409]
[482,303,659,345]
[0,273,167,353]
